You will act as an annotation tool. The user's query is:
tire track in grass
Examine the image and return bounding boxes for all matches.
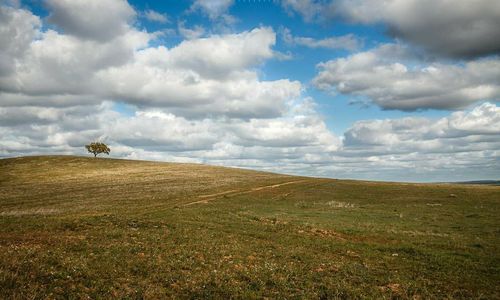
[181,179,311,207]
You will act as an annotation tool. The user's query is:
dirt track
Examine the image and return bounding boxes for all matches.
[182,179,310,206]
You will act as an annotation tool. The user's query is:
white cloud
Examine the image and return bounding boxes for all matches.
[169,27,275,78]
[187,0,237,34]
[281,27,361,51]
[0,28,150,96]
[334,102,500,181]
[313,43,500,110]
[190,0,234,20]
[178,21,205,40]
[91,27,300,118]
[110,111,221,152]
[281,0,325,23]
[109,99,340,153]
[0,103,119,155]
[0,4,297,119]
[144,9,169,24]
[344,103,500,149]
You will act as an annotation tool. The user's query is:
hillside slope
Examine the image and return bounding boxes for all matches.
[1,156,499,299]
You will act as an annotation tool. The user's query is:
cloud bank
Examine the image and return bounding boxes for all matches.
[313,43,500,111]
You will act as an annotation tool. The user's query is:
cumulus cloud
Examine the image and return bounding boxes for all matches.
[281,0,326,23]
[280,27,361,51]
[46,0,136,42]
[335,0,500,58]
[344,103,500,149]
[92,27,300,118]
[0,103,118,155]
[190,0,234,20]
[0,27,150,96]
[334,102,500,181]
[0,5,40,76]
[313,43,500,111]
[170,27,275,77]
[0,3,298,119]
[178,21,205,40]
[144,9,169,24]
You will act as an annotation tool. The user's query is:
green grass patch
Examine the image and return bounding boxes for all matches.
[1,156,499,299]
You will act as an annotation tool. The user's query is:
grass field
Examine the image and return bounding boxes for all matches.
[1,156,499,299]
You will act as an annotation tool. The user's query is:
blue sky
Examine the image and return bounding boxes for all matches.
[1,0,499,181]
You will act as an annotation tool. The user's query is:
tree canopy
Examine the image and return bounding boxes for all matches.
[85,142,110,157]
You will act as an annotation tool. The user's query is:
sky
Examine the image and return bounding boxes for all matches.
[0,0,499,182]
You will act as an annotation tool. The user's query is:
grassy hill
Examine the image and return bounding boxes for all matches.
[1,156,499,299]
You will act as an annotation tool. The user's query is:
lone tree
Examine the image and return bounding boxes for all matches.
[85,142,110,157]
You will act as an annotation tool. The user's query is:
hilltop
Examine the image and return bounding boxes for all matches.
[1,156,499,299]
